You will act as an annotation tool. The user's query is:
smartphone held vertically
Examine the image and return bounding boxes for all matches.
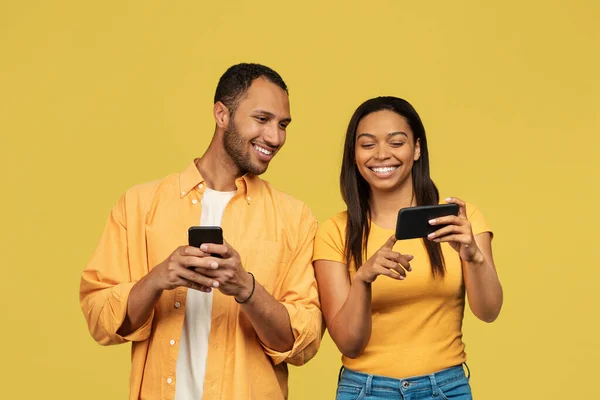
[395,204,459,240]
[188,226,224,258]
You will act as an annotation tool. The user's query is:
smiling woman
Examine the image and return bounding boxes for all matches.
[355,113,419,191]
[312,97,503,400]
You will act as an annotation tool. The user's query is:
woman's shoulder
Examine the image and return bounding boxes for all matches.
[320,210,347,228]
[313,211,349,260]
[316,210,348,237]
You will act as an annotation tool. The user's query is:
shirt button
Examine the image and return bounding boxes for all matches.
[174,302,181,308]
[181,191,185,196]
[247,196,251,202]
[170,339,175,346]
[198,184,203,189]
[192,199,198,205]
[167,378,173,384]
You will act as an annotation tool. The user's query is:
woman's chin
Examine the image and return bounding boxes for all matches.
[367,180,401,192]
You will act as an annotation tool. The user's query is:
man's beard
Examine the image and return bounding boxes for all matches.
[223,119,266,175]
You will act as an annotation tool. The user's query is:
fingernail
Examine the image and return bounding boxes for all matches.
[445,198,452,201]
[210,262,218,269]
[205,287,212,293]
[429,219,436,224]
[212,281,219,288]
[427,233,435,238]
[399,275,405,280]
[200,244,208,251]
[407,255,414,260]
[407,265,412,271]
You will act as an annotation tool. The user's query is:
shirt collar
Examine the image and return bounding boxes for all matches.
[179,158,260,204]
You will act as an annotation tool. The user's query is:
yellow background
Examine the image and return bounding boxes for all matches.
[1,1,598,398]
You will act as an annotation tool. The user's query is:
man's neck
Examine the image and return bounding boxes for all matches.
[195,138,243,192]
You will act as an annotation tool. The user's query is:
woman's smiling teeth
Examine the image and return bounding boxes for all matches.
[369,166,398,175]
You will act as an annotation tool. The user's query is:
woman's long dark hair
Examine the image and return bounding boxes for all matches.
[340,96,446,277]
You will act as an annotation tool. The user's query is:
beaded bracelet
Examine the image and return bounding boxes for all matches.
[235,272,255,304]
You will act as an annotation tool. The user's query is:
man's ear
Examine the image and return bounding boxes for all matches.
[214,101,230,130]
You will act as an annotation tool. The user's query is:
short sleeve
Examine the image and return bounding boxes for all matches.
[466,203,493,238]
[313,214,346,263]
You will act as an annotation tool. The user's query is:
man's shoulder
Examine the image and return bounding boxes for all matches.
[259,179,307,206]
[258,179,315,222]
[121,172,179,209]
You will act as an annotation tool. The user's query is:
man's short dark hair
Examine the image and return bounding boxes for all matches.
[214,63,288,115]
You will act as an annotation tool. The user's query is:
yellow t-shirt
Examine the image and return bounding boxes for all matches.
[313,202,491,378]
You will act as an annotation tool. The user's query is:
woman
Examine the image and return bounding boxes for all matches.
[313,97,503,399]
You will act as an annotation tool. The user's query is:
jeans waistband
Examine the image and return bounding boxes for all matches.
[339,364,469,394]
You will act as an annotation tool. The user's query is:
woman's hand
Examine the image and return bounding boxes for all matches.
[354,235,413,284]
[427,197,485,264]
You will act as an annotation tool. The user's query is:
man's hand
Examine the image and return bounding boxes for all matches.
[149,245,220,293]
[194,240,254,302]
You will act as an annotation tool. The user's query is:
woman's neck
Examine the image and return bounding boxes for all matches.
[369,180,416,230]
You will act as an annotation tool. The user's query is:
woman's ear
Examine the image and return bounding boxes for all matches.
[414,138,421,161]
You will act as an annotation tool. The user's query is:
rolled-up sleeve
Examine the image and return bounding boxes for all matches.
[261,206,323,366]
[79,194,153,346]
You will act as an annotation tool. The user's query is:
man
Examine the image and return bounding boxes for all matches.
[80,63,322,400]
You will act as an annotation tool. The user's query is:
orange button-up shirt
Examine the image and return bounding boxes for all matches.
[80,160,323,400]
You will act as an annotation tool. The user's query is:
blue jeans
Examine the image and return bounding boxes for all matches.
[336,364,472,400]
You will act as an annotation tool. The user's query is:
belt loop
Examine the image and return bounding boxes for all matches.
[365,374,373,395]
[429,373,438,397]
[463,362,471,380]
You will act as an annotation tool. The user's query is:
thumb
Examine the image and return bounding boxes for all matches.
[382,234,397,250]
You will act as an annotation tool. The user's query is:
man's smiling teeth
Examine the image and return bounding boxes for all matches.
[253,144,272,155]
[370,166,397,173]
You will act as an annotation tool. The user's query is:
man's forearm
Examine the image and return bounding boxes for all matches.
[117,274,162,337]
[238,281,295,352]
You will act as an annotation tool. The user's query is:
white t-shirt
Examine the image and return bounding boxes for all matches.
[175,188,236,399]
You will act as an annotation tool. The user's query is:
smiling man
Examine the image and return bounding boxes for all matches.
[80,63,323,400]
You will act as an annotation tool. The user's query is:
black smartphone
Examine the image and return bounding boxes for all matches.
[395,204,459,240]
[188,226,224,258]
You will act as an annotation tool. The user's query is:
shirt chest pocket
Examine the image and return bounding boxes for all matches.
[238,240,287,296]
